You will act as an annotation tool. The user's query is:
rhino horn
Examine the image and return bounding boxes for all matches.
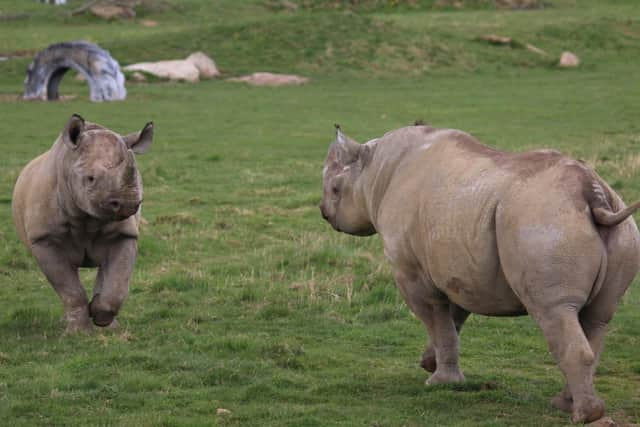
[122,149,138,184]
[335,124,361,163]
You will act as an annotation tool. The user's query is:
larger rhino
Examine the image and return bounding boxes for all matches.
[319,123,640,423]
[12,114,153,333]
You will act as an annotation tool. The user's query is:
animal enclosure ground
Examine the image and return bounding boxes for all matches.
[0,0,639,426]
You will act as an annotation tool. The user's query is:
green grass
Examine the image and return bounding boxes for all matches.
[1,0,640,426]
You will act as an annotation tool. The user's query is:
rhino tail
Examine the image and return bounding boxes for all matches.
[591,201,640,227]
[587,178,640,226]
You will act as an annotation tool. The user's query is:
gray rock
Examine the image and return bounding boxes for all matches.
[23,41,126,102]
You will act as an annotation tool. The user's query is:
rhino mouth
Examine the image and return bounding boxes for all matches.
[319,205,339,231]
[98,199,141,221]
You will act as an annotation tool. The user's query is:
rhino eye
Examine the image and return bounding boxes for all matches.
[332,186,339,195]
[86,176,95,184]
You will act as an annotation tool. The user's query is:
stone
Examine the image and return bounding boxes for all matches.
[495,0,543,9]
[186,52,220,78]
[90,5,136,20]
[216,408,231,415]
[559,51,580,68]
[227,72,309,87]
[129,71,147,82]
[139,19,158,27]
[525,43,548,56]
[479,34,512,45]
[123,52,220,82]
[124,60,200,82]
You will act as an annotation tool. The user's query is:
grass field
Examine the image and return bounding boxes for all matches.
[1,0,640,426]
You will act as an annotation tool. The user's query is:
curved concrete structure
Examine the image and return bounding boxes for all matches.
[23,41,126,102]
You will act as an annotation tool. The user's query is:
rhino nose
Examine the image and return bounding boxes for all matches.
[108,200,121,212]
[105,199,141,218]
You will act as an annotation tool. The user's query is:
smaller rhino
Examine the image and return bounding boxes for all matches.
[12,114,153,332]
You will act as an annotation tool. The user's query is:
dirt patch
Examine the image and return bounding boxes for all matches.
[0,94,21,102]
[227,72,309,86]
[272,0,549,11]
[0,93,78,102]
[153,213,199,225]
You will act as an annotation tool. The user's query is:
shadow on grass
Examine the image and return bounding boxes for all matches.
[1,307,62,336]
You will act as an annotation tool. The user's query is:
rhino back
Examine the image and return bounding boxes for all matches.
[379,131,527,314]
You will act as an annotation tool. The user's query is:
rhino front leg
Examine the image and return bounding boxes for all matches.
[393,269,465,384]
[31,242,92,333]
[421,304,469,373]
[90,237,137,327]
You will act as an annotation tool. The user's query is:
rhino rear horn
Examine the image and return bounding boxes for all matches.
[123,122,154,154]
[62,113,85,149]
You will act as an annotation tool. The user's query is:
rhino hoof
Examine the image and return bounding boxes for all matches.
[426,370,465,385]
[91,309,115,327]
[551,392,573,414]
[89,299,116,327]
[571,396,605,424]
[420,355,437,373]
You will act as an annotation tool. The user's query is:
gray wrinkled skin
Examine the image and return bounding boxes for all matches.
[320,124,640,424]
[12,114,153,332]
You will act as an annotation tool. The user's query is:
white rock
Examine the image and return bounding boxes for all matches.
[186,52,220,78]
[559,51,580,68]
[123,52,220,82]
[124,60,200,83]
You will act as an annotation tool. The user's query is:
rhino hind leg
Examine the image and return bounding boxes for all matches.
[533,306,604,423]
[421,304,469,373]
[393,270,465,384]
[422,302,465,385]
[31,242,92,333]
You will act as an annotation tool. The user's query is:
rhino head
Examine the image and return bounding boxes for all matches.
[320,125,376,236]
[59,114,153,221]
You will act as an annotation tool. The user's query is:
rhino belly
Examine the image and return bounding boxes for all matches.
[438,272,526,316]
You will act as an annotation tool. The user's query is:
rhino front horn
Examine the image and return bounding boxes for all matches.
[335,125,361,161]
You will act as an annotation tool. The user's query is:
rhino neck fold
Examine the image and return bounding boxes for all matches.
[359,129,438,231]
[52,139,90,225]
[359,146,398,229]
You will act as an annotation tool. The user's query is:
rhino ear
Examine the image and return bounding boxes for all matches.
[334,124,361,163]
[62,113,85,150]
[123,122,154,154]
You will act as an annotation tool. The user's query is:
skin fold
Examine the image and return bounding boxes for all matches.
[12,114,153,333]
[320,123,640,424]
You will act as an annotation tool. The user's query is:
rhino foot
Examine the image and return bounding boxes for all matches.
[421,345,437,372]
[420,354,437,373]
[89,295,117,327]
[551,390,573,413]
[426,369,465,385]
[64,306,93,334]
[90,309,116,327]
[571,396,605,424]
